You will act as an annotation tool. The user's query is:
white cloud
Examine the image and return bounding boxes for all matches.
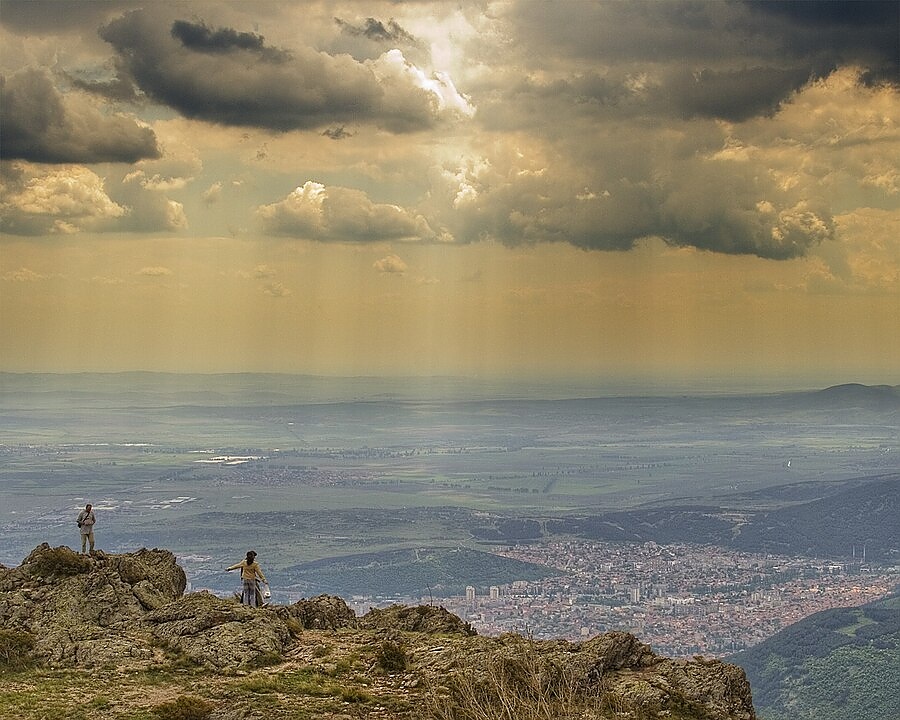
[202,181,223,204]
[263,282,291,297]
[254,264,277,279]
[3,267,46,282]
[257,181,434,243]
[373,254,408,274]
[369,49,475,119]
[164,199,188,230]
[0,164,127,235]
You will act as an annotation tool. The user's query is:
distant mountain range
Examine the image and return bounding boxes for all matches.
[481,473,899,562]
[2,372,898,408]
[728,592,900,720]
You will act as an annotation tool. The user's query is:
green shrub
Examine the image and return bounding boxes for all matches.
[238,676,282,694]
[340,687,373,704]
[284,617,304,637]
[0,629,36,670]
[247,650,283,669]
[152,694,214,720]
[312,643,332,658]
[376,639,408,672]
[88,696,112,710]
[29,546,92,577]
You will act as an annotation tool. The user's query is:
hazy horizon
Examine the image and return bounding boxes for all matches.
[2,368,898,404]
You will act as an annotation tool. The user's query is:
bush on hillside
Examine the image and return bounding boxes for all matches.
[29,546,92,578]
[376,639,408,672]
[0,629,35,670]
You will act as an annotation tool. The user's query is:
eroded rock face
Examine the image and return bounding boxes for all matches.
[0,544,185,667]
[419,631,755,720]
[652,657,757,720]
[579,630,661,678]
[276,594,358,631]
[146,592,292,669]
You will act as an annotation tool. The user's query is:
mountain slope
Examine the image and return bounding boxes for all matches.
[727,593,900,720]
[535,474,900,561]
[728,474,899,559]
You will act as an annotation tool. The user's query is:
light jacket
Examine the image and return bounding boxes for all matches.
[227,559,267,583]
[77,510,96,534]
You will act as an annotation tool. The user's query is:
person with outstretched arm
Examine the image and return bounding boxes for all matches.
[226,550,268,607]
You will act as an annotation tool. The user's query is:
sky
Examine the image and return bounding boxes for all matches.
[1,0,898,389]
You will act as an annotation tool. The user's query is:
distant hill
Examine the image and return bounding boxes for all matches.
[280,546,561,597]
[815,383,900,406]
[726,474,899,559]
[532,474,899,561]
[3,372,897,410]
[728,593,900,720]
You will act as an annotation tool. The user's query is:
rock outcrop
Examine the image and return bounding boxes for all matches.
[0,545,357,670]
[275,593,359,631]
[0,544,185,667]
[359,602,476,636]
[0,545,756,719]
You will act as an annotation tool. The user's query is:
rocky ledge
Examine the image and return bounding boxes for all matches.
[0,544,756,719]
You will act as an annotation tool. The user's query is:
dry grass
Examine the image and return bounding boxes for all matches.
[424,638,600,720]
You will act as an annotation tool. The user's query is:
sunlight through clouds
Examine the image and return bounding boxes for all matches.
[0,1,897,381]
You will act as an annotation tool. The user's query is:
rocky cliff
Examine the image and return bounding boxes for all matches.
[0,544,756,719]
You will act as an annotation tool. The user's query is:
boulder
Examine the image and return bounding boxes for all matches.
[360,603,476,636]
[146,592,292,669]
[276,594,358,631]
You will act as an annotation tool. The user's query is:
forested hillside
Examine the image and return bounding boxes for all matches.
[728,593,900,720]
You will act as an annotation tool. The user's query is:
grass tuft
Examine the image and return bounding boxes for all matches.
[152,694,214,720]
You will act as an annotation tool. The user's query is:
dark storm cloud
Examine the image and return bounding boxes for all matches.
[98,10,442,133]
[328,15,428,65]
[322,126,354,140]
[748,0,898,27]
[0,0,134,33]
[335,17,419,45]
[744,0,900,84]
[479,64,811,132]
[666,66,818,121]
[455,183,833,260]
[436,131,837,261]
[170,20,291,62]
[69,74,140,103]
[0,69,160,164]
[506,0,898,123]
[508,1,752,65]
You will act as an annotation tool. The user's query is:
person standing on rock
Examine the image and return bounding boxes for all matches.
[76,503,96,554]
[226,550,268,607]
